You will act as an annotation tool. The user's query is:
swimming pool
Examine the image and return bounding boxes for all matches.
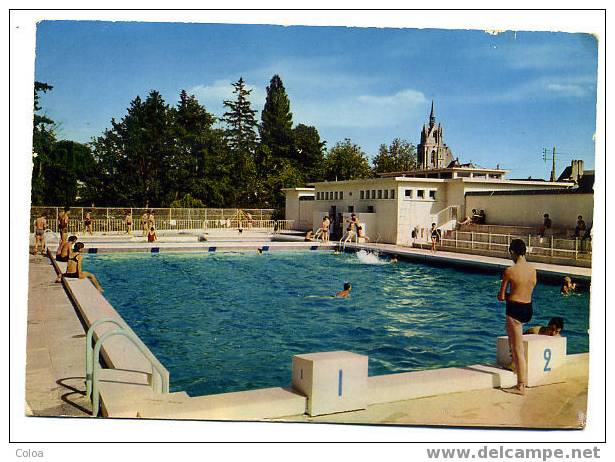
[85,250,590,397]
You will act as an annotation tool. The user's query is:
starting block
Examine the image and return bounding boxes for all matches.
[496,335,567,386]
[292,351,368,416]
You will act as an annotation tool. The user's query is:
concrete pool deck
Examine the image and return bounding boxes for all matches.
[25,241,590,427]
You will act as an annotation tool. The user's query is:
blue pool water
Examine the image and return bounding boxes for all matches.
[85,251,590,397]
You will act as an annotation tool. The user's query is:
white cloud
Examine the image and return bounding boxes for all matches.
[357,89,427,107]
[454,75,595,104]
[295,88,427,128]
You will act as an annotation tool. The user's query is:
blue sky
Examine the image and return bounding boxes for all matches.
[34,21,598,179]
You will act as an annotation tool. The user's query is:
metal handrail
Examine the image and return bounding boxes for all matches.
[440,230,591,259]
[85,318,124,398]
[86,320,169,417]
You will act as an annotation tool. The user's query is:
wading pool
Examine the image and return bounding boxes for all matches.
[85,250,590,397]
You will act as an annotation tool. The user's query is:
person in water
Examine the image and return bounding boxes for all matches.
[560,276,576,295]
[497,238,536,395]
[56,235,78,262]
[55,242,103,292]
[390,255,398,263]
[525,317,564,336]
[336,282,352,298]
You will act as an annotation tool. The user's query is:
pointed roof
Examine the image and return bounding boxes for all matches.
[429,100,436,126]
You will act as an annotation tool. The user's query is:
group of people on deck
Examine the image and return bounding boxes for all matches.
[32,207,103,292]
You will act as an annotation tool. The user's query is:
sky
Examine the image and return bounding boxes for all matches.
[34,21,598,180]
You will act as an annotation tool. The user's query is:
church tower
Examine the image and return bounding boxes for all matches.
[417,101,454,169]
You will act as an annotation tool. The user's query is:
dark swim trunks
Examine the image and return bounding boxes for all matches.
[506,300,533,324]
[56,255,68,262]
[63,272,79,278]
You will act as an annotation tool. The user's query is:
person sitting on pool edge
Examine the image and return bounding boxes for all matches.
[56,235,78,262]
[525,317,564,336]
[561,276,576,295]
[336,282,352,298]
[55,242,103,292]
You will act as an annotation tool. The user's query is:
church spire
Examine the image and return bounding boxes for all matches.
[429,100,436,127]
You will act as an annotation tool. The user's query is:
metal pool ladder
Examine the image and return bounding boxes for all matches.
[85,318,169,416]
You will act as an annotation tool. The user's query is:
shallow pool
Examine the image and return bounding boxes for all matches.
[85,250,590,397]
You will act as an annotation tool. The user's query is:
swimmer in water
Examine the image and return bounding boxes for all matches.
[390,255,398,263]
[560,277,576,295]
[336,282,352,298]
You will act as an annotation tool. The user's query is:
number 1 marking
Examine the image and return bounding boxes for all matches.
[544,348,552,372]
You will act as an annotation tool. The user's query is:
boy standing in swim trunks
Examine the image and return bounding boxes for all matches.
[33,215,47,254]
[497,238,536,395]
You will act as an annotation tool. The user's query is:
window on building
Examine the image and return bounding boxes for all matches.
[390,189,395,199]
[404,189,413,199]
[417,189,425,199]
[348,206,354,213]
[378,190,383,199]
[384,190,389,199]
[334,191,338,200]
[372,190,376,200]
[429,190,437,200]
[367,206,374,213]
[340,191,344,200]
[360,190,364,200]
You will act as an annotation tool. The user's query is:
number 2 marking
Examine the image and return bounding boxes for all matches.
[544,348,552,372]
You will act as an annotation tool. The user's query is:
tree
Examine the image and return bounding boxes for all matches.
[43,140,96,205]
[372,138,417,174]
[90,91,176,206]
[260,74,294,162]
[293,124,326,183]
[31,81,56,205]
[324,139,372,181]
[169,90,230,207]
[222,77,259,205]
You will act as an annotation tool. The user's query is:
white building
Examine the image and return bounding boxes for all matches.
[283,104,591,245]
[284,172,575,245]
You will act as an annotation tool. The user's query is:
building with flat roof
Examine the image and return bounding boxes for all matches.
[284,105,588,245]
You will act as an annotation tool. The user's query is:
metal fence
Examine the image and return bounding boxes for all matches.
[440,230,592,261]
[29,206,287,234]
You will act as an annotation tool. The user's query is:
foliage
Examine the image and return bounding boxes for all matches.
[31,82,95,206]
[372,138,417,174]
[32,77,423,215]
[222,77,259,206]
[169,193,206,208]
[324,139,373,181]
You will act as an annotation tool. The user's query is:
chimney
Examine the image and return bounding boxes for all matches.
[571,160,584,184]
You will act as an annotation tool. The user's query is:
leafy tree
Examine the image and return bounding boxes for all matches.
[324,139,372,181]
[31,81,56,205]
[169,193,205,208]
[43,140,96,205]
[293,124,326,182]
[91,91,176,207]
[260,74,294,162]
[372,138,417,174]
[222,77,259,205]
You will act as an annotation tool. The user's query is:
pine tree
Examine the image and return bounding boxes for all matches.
[222,77,259,205]
[260,74,294,162]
